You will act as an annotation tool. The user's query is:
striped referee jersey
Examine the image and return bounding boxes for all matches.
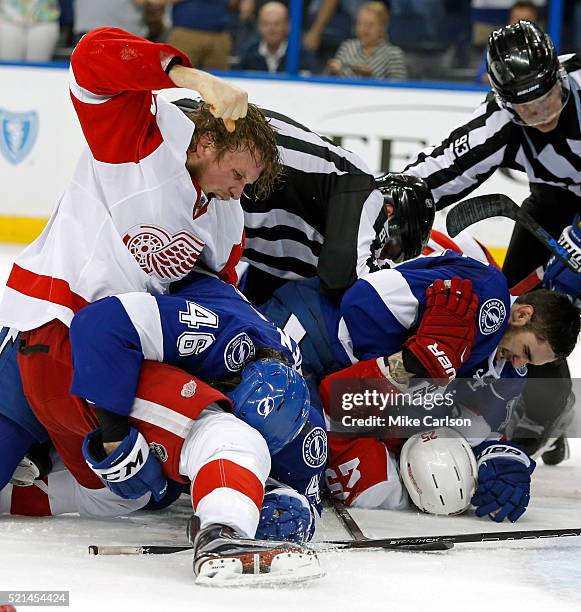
[405,54,581,209]
[242,108,386,294]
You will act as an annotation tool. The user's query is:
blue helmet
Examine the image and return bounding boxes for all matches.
[229,359,310,455]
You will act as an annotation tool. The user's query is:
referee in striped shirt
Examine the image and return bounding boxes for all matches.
[405,20,580,465]
[241,108,387,304]
[405,20,580,288]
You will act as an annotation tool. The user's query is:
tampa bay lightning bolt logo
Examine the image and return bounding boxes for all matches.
[224,332,255,372]
[0,109,39,165]
[257,396,275,418]
[302,427,327,468]
[478,298,506,335]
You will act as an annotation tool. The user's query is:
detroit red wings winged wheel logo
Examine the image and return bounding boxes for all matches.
[123,224,205,281]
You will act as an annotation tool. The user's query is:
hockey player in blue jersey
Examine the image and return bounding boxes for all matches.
[0,271,325,550]
[68,270,324,535]
[262,249,580,520]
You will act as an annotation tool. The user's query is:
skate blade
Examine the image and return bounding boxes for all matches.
[195,552,325,587]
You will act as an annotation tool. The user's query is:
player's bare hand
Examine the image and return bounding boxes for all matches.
[169,65,248,132]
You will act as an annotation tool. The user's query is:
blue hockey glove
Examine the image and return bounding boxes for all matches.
[256,487,315,544]
[83,427,168,502]
[543,214,581,307]
[471,441,536,523]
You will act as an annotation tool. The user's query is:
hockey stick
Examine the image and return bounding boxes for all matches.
[88,501,449,556]
[330,499,367,541]
[329,498,452,551]
[445,193,581,274]
[88,526,581,555]
[327,526,581,549]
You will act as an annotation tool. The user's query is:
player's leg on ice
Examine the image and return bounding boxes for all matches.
[0,462,150,517]
[130,362,323,585]
[178,410,318,584]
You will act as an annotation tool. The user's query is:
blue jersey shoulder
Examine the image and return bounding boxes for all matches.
[70,274,301,415]
[336,252,510,373]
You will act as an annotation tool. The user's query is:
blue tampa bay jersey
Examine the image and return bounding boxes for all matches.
[330,251,511,376]
[451,350,528,435]
[264,251,511,381]
[70,272,302,416]
[263,251,520,432]
[270,406,327,517]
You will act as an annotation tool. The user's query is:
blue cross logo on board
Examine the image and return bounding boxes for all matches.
[0,109,39,165]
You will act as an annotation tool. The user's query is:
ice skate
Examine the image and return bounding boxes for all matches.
[188,517,324,587]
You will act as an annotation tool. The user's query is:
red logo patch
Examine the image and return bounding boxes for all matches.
[123,225,205,281]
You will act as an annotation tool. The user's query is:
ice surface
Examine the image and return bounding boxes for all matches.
[0,246,580,612]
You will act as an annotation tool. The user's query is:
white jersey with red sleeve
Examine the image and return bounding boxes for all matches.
[0,28,244,331]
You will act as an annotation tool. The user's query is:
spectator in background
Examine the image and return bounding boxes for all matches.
[165,0,235,70]
[471,0,545,47]
[475,1,539,84]
[238,1,315,73]
[231,0,258,56]
[327,1,406,79]
[0,0,60,61]
[73,0,146,43]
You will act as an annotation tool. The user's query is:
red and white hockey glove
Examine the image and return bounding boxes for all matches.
[403,277,479,382]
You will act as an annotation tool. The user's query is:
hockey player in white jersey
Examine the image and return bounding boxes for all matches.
[0,27,281,332]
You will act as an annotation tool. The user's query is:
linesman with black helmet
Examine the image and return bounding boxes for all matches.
[171,99,436,304]
[405,19,579,286]
[404,20,581,466]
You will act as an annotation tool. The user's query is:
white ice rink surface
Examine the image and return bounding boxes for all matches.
[1,245,580,612]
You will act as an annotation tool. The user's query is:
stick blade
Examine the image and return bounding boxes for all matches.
[446,194,518,237]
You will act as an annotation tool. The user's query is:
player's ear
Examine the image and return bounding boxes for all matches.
[195,133,214,157]
[510,303,534,326]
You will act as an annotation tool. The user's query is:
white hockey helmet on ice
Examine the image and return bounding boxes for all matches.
[400,427,477,516]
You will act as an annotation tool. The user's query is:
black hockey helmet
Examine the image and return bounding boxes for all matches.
[487,20,561,105]
[374,173,435,262]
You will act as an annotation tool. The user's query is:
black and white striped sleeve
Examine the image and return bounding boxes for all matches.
[404,96,520,210]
